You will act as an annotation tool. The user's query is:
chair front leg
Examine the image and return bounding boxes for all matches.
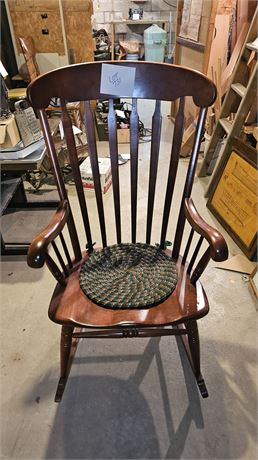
[186,320,200,378]
[55,325,74,402]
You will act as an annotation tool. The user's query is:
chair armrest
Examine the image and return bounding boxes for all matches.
[27,200,69,268]
[184,197,228,262]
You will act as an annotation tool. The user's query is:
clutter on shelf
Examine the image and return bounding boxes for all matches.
[128,7,143,20]
[119,39,140,61]
[93,28,111,61]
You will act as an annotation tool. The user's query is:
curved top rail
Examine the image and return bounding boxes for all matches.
[27,61,216,109]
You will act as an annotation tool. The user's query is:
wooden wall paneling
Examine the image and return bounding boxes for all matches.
[172,0,217,156]
[206,16,231,80]
[62,0,93,10]
[172,0,214,122]
[8,0,60,12]
[7,0,94,62]
[62,0,93,63]
[174,0,215,74]
[202,0,218,74]
[236,0,257,37]
[8,0,65,55]
[216,0,236,14]
[173,0,184,68]
[198,4,214,46]
[176,47,203,128]
[175,0,241,157]
[221,21,249,95]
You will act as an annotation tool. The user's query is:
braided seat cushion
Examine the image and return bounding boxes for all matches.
[79,243,178,310]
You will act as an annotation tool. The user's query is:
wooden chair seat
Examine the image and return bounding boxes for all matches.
[48,252,209,329]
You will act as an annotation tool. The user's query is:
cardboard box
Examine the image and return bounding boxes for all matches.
[0,115,20,148]
[94,110,130,143]
[117,128,130,143]
[80,157,112,194]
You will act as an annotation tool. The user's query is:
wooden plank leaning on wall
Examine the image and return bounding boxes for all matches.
[172,0,257,157]
[171,0,218,156]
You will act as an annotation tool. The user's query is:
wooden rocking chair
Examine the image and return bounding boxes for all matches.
[26,61,228,402]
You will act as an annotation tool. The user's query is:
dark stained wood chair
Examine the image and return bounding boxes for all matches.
[18,36,83,130]
[18,36,40,82]
[26,61,228,402]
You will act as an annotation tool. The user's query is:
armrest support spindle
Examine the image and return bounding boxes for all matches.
[27,200,69,269]
[184,198,228,262]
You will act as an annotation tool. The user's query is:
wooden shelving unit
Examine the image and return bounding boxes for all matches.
[199,8,257,198]
[110,19,169,60]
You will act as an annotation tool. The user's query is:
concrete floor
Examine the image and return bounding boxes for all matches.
[1,102,257,459]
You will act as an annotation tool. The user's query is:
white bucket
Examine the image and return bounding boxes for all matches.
[126,53,139,60]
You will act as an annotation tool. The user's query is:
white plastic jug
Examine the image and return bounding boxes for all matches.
[144,24,166,62]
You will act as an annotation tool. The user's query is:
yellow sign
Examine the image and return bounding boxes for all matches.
[211,151,257,248]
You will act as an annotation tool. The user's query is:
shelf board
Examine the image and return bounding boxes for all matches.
[231,83,246,98]
[111,19,169,25]
[246,42,258,52]
[219,118,232,135]
[176,36,205,52]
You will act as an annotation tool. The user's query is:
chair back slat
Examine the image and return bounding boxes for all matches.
[190,247,211,284]
[51,240,69,277]
[160,97,185,249]
[187,236,204,274]
[130,98,139,243]
[172,107,207,258]
[38,110,82,263]
[45,253,67,287]
[146,100,162,244]
[59,232,73,269]
[182,227,194,266]
[84,100,107,248]
[61,100,95,251]
[108,98,121,244]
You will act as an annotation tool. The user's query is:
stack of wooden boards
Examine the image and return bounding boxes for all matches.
[172,0,257,157]
[199,10,257,179]
[173,0,257,260]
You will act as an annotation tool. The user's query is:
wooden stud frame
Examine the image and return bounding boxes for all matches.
[207,138,257,260]
[249,265,258,301]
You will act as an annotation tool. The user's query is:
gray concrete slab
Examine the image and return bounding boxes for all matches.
[1,102,257,459]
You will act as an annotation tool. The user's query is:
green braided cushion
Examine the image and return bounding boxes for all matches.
[79,243,178,310]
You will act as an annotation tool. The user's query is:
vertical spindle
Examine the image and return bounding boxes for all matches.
[84,100,107,248]
[146,100,162,244]
[130,98,139,243]
[108,98,121,244]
